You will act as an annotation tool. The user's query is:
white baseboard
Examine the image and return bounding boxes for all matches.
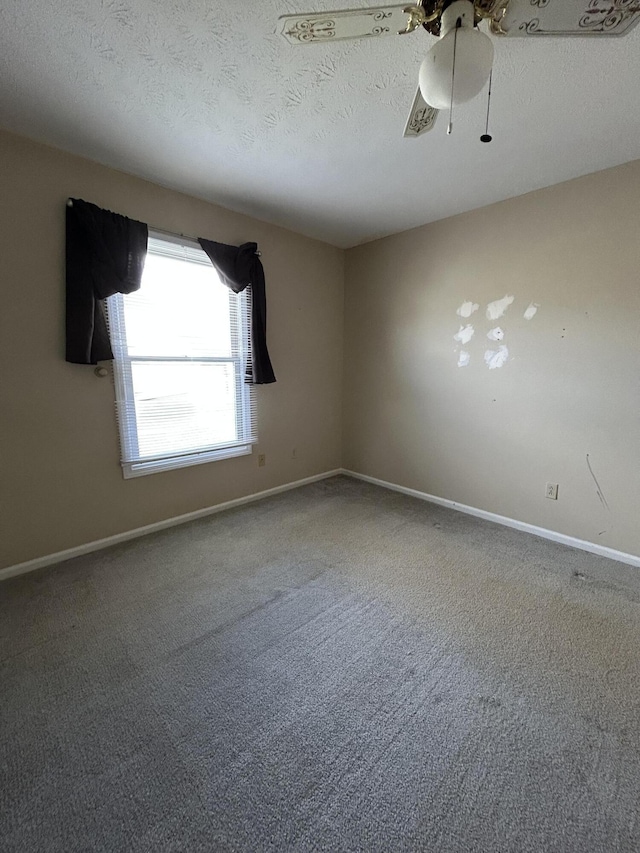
[5,467,638,582]
[0,470,343,582]
[342,469,640,569]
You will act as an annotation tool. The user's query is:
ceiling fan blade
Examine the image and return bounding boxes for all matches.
[403,87,438,138]
[490,0,640,37]
[279,5,419,44]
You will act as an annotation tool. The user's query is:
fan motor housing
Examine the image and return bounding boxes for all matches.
[419,0,493,36]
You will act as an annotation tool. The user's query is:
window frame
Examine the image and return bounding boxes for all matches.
[107,231,255,479]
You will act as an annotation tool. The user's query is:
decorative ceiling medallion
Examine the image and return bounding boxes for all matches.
[403,87,438,137]
[491,0,640,36]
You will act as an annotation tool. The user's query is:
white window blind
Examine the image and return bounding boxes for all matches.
[106,233,256,478]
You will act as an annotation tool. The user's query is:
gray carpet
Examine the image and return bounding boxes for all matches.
[2,475,640,852]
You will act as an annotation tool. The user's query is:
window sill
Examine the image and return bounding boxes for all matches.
[122,444,252,479]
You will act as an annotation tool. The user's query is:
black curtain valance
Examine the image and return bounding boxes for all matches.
[65,199,275,385]
[66,198,148,364]
[198,238,276,385]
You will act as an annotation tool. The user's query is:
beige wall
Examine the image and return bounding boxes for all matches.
[0,130,344,569]
[2,128,639,570]
[344,160,640,558]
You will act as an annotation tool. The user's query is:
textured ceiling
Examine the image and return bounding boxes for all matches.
[1,0,639,247]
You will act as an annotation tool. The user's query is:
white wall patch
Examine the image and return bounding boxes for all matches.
[487,327,504,341]
[456,301,479,319]
[484,345,509,370]
[458,351,471,367]
[524,302,539,320]
[454,325,475,345]
[486,295,514,321]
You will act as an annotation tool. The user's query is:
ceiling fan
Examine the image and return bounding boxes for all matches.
[279,1,640,139]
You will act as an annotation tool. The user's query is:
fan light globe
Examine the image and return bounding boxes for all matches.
[419,26,494,111]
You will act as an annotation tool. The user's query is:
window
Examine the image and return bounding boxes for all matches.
[106,232,256,478]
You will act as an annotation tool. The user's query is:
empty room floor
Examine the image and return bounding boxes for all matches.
[2,475,640,852]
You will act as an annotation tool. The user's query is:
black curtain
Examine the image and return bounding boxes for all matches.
[66,198,148,364]
[198,238,276,385]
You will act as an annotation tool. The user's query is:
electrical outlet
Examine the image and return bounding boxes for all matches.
[546,483,558,500]
[258,454,266,467]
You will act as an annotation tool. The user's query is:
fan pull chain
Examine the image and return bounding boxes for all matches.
[481,70,494,143]
[447,17,462,135]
